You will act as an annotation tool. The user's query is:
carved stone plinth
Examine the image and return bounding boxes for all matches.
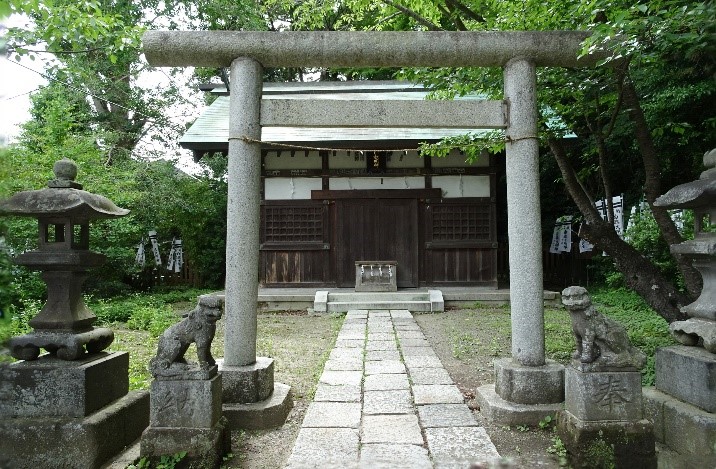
[557,411,656,469]
[565,367,643,422]
[9,327,114,361]
[557,366,655,469]
[218,357,293,430]
[0,352,149,468]
[141,367,231,467]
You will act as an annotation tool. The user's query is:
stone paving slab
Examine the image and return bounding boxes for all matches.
[359,444,432,468]
[366,340,398,351]
[367,325,394,333]
[324,358,363,371]
[336,329,365,340]
[399,338,431,347]
[302,402,362,428]
[363,373,410,391]
[413,385,465,405]
[365,360,406,375]
[330,347,364,360]
[367,332,395,341]
[390,310,413,318]
[365,349,401,361]
[361,414,424,445]
[404,355,444,369]
[400,346,439,358]
[286,427,359,468]
[425,427,501,467]
[368,311,391,316]
[363,390,414,414]
[409,367,454,385]
[417,404,479,428]
[394,323,422,331]
[313,383,362,402]
[396,330,427,339]
[286,309,500,469]
[319,370,363,386]
[335,339,365,348]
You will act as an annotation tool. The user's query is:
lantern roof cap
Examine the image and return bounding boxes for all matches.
[655,149,716,210]
[0,158,129,219]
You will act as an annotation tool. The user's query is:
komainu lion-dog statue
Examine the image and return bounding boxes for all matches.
[149,295,223,377]
[562,286,646,372]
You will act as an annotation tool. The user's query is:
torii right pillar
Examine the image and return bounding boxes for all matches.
[476,57,565,425]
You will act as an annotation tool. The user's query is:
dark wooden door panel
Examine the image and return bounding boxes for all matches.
[336,198,418,288]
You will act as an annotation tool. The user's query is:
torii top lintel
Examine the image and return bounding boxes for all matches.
[142,30,607,69]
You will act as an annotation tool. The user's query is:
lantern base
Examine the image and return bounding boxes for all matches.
[9,327,114,361]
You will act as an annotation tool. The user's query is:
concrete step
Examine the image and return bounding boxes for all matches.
[315,290,444,313]
[327,300,431,313]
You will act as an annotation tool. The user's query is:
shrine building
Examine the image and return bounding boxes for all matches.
[180,80,501,289]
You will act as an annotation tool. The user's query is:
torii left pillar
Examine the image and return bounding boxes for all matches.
[217,56,292,429]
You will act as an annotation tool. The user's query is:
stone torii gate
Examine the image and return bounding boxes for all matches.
[143,30,605,425]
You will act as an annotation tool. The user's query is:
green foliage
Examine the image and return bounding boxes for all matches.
[591,287,677,385]
[127,451,187,469]
[92,288,210,335]
[546,436,569,467]
[538,415,554,430]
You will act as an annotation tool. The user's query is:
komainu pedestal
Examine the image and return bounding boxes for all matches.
[557,286,656,469]
[140,368,231,468]
[141,296,231,467]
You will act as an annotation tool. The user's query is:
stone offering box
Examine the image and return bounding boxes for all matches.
[355,261,397,292]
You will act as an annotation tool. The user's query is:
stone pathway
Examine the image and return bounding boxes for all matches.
[285,309,501,468]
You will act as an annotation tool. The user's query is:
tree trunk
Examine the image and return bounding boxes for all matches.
[622,77,702,298]
[549,138,689,323]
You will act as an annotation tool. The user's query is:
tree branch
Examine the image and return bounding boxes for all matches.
[444,0,485,23]
[382,0,444,31]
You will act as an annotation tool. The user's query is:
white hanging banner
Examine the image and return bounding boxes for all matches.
[549,216,573,253]
[148,230,162,266]
[579,236,593,253]
[174,239,183,273]
[166,238,184,273]
[167,237,176,272]
[135,237,146,267]
[595,195,624,239]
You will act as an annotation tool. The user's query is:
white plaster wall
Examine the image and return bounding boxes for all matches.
[431,149,489,168]
[264,177,323,200]
[329,176,425,190]
[264,150,322,170]
[433,175,490,198]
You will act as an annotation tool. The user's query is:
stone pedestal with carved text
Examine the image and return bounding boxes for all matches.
[557,367,656,469]
[141,366,231,468]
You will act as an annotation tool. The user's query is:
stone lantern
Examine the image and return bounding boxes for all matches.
[0,158,129,360]
[655,148,716,353]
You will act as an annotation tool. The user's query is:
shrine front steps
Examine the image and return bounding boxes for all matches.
[314,291,444,314]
